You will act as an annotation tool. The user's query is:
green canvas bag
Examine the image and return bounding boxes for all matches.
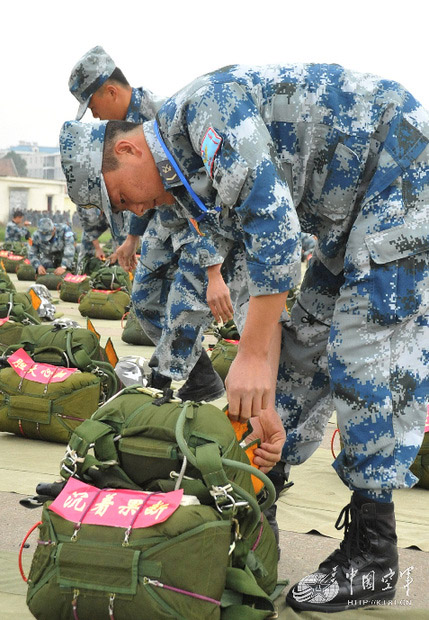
[0,251,26,273]
[0,270,16,292]
[59,273,91,303]
[216,320,240,341]
[26,388,281,618]
[79,289,131,320]
[16,261,36,281]
[0,291,41,324]
[79,255,104,276]
[121,306,154,346]
[1,240,28,255]
[410,431,429,489]
[27,493,236,620]
[35,269,66,290]
[60,388,279,597]
[0,364,101,443]
[3,322,119,401]
[0,320,25,353]
[210,339,239,384]
[90,264,132,294]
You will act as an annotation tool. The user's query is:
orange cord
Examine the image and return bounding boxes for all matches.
[19,521,42,582]
[331,428,339,459]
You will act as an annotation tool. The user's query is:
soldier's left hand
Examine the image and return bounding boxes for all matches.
[54,267,66,275]
[245,409,285,473]
[207,276,234,323]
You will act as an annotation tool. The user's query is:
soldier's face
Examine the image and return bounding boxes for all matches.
[89,86,127,121]
[103,157,175,216]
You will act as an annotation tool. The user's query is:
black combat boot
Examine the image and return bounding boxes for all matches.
[177,348,225,402]
[286,492,398,612]
[264,461,292,559]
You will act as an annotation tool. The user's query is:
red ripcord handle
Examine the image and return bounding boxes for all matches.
[19,521,42,582]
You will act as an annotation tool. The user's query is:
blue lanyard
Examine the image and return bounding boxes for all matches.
[153,120,220,222]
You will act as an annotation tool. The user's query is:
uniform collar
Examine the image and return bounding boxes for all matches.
[125,88,144,123]
[143,120,183,190]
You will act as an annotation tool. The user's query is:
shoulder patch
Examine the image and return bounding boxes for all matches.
[201,127,222,178]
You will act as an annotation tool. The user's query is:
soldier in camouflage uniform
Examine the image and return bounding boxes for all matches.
[68,46,231,401]
[5,209,31,242]
[28,217,75,275]
[60,62,429,612]
[76,205,108,269]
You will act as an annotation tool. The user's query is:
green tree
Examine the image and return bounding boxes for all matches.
[3,151,27,177]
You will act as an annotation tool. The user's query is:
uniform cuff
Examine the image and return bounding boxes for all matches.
[247,260,301,297]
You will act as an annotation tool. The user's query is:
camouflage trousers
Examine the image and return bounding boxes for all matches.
[132,215,245,380]
[278,166,429,498]
[131,216,214,380]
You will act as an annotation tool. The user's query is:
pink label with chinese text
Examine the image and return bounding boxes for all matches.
[48,477,183,528]
[0,251,9,257]
[92,289,120,294]
[0,318,10,326]
[8,348,78,383]
[425,404,429,433]
[8,254,24,261]
[64,273,88,283]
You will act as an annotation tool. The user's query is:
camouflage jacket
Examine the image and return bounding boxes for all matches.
[146,63,429,296]
[29,224,75,269]
[127,87,228,267]
[5,220,30,242]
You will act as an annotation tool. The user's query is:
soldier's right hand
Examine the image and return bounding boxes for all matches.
[37,265,47,275]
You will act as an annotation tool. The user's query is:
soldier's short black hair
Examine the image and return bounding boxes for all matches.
[102,121,139,172]
[106,67,130,87]
[13,209,24,218]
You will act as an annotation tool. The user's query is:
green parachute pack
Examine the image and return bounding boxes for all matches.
[121,305,154,346]
[25,387,284,619]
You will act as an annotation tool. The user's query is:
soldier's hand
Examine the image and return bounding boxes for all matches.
[116,237,138,271]
[245,409,285,473]
[226,352,272,422]
[95,247,106,260]
[207,277,234,323]
[37,265,47,275]
[54,267,66,276]
[108,251,118,265]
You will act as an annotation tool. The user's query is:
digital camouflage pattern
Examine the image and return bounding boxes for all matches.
[61,76,231,380]
[126,87,230,379]
[76,205,109,264]
[28,222,75,270]
[60,62,429,499]
[5,220,30,242]
[68,45,116,120]
[149,63,429,500]
[125,86,165,124]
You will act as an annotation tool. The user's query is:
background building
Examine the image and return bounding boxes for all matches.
[0,142,64,181]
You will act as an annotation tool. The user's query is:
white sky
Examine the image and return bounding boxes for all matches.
[2,0,429,149]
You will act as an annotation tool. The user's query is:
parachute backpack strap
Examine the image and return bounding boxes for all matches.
[60,419,118,480]
[221,457,276,515]
[175,405,262,530]
[65,330,92,369]
[221,566,277,620]
[65,330,119,399]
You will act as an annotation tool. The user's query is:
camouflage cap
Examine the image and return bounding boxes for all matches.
[59,120,122,237]
[38,217,55,241]
[68,45,116,120]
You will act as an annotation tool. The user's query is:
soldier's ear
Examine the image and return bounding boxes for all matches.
[114,139,142,158]
[105,84,119,101]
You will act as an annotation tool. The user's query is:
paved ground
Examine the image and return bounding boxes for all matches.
[0,272,428,618]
